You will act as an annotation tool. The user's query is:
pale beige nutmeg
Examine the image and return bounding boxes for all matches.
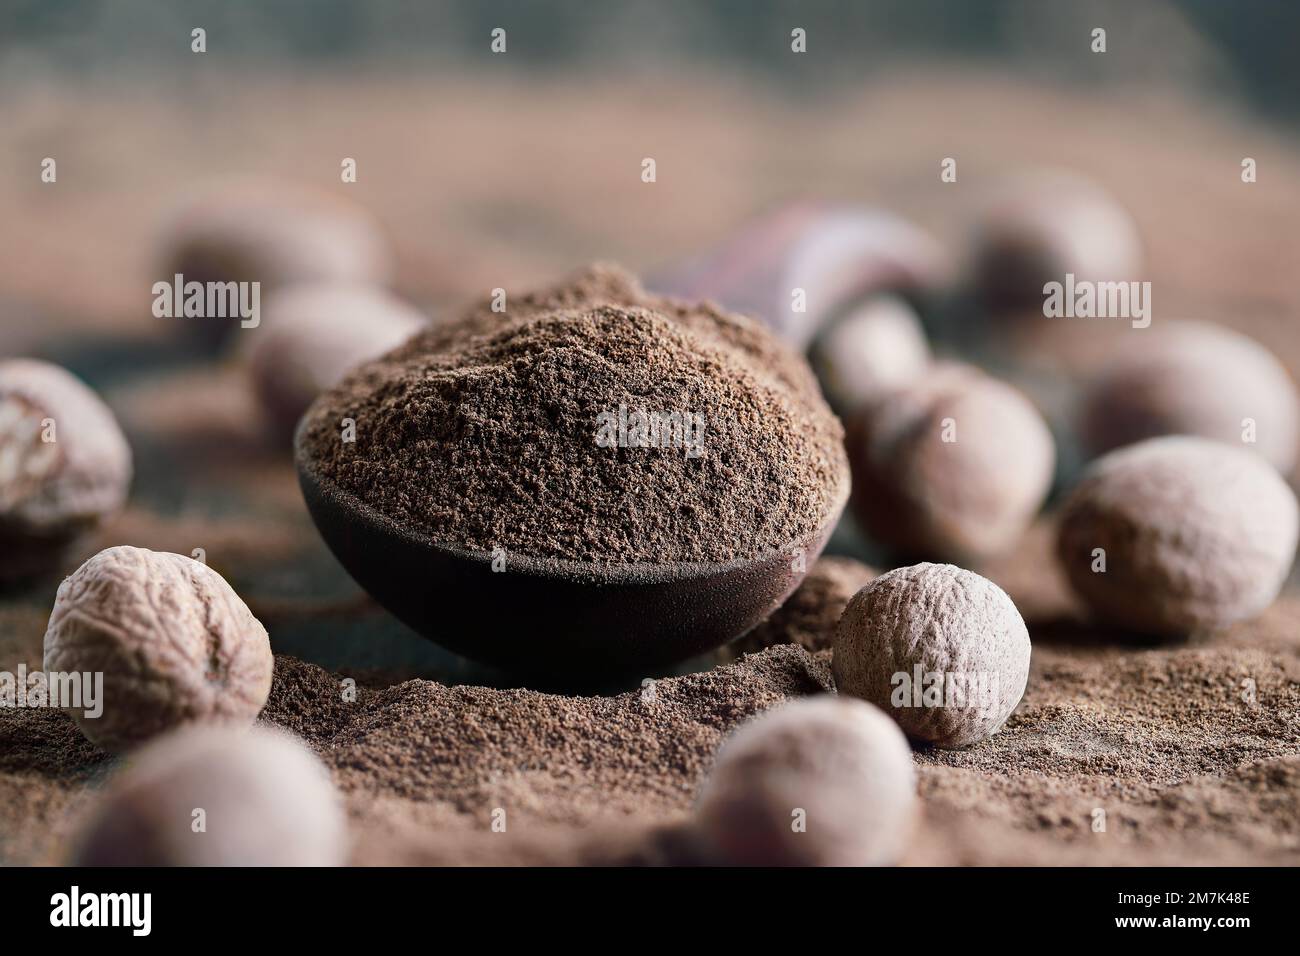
[43,546,273,752]
[846,363,1055,562]
[694,696,916,866]
[0,359,132,583]
[1080,320,1300,473]
[159,182,393,350]
[71,725,347,866]
[832,563,1031,748]
[1056,436,1299,637]
[809,294,931,414]
[970,170,1142,307]
[241,282,427,438]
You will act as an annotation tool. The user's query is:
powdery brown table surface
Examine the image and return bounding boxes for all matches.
[1,72,1298,866]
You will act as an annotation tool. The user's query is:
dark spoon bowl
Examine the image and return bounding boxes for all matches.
[295,431,848,679]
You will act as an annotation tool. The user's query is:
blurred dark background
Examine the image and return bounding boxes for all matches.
[1,0,1297,122]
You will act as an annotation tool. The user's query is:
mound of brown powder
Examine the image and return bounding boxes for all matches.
[300,265,847,564]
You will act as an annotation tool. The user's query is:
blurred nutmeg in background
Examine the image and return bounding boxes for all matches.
[845,363,1055,563]
[808,294,932,416]
[968,170,1143,311]
[1079,319,1300,473]
[240,282,428,439]
[71,725,347,866]
[1056,436,1299,638]
[0,359,131,585]
[694,696,916,866]
[158,181,395,352]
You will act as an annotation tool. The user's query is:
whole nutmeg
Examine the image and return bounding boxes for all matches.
[846,363,1055,562]
[694,696,915,866]
[71,725,347,866]
[647,203,948,348]
[159,182,394,351]
[43,546,273,752]
[1056,436,1299,636]
[1080,320,1300,473]
[241,282,427,438]
[0,359,131,584]
[970,170,1142,308]
[808,294,931,414]
[833,563,1031,748]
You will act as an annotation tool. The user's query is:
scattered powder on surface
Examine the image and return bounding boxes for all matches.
[6,611,1300,865]
[300,264,847,564]
[715,555,876,661]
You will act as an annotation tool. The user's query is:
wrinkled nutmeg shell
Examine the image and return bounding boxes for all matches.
[832,563,1031,748]
[43,546,273,752]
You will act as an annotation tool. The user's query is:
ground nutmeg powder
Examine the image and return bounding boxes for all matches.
[300,264,847,565]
